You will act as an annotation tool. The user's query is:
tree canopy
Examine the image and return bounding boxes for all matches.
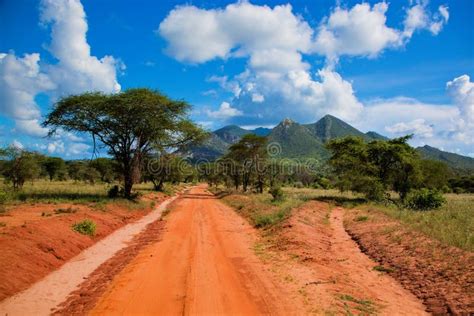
[43,88,206,198]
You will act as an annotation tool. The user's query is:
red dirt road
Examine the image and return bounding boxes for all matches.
[90,185,299,315]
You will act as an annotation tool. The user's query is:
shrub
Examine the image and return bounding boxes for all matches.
[72,219,96,236]
[405,189,446,210]
[107,185,121,198]
[0,190,8,213]
[293,181,304,188]
[269,186,284,201]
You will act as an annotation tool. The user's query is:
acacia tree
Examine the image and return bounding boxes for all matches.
[43,88,205,198]
[225,134,268,192]
[1,147,42,189]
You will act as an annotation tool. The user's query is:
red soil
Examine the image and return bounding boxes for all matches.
[0,193,166,301]
[344,208,474,314]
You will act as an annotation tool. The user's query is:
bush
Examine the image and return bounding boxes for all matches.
[269,186,284,201]
[293,181,304,188]
[405,189,446,211]
[72,219,96,236]
[107,185,121,198]
[0,190,7,213]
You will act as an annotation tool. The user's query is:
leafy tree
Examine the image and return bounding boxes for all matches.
[420,159,451,190]
[43,88,205,198]
[145,154,194,191]
[90,158,117,183]
[1,147,42,189]
[327,135,423,201]
[224,134,268,192]
[43,157,67,181]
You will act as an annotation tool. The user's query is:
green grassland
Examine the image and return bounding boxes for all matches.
[217,186,474,252]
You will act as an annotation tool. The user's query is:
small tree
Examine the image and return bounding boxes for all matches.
[1,147,42,189]
[43,157,67,181]
[225,134,268,193]
[43,89,206,198]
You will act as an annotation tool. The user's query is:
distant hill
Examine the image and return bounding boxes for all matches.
[267,119,328,158]
[183,115,474,172]
[416,145,474,173]
[304,114,371,142]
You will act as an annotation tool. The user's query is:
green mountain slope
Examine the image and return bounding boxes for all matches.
[183,115,474,172]
[304,114,371,142]
[267,119,328,158]
[417,145,474,173]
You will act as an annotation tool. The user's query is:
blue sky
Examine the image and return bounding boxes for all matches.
[0,0,473,157]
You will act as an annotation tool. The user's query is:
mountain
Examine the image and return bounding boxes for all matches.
[267,119,328,158]
[366,131,388,140]
[304,114,371,142]
[183,115,474,172]
[416,145,474,173]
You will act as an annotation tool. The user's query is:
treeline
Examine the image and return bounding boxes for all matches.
[199,134,473,205]
[0,147,120,188]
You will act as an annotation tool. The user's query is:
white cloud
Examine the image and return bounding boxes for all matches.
[159,1,448,129]
[11,140,24,150]
[446,74,474,144]
[206,102,243,120]
[403,3,449,38]
[0,53,55,121]
[158,2,313,64]
[385,118,434,138]
[40,0,122,97]
[67,142,90,156]
[0,0,123,155]
[313,2,401,62]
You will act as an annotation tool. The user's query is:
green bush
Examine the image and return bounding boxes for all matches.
[405,189,446,211]
[0,190,8,205]
[293,181,304,188]
[107,185,121,198]
[269,186,284,201]
[72,219,96,236]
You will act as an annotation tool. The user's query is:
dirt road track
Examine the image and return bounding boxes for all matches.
[91,185,298,315]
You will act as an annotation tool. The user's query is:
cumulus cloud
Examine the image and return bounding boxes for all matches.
[206,102,243,120]
[40,0,122,97]
[313,2,401,63]
[385,118,434,138]
[403,2,449,38]
[159,1,448,127]
[0,53,55,121]
[446,74,474,144]
[0,0,123,155]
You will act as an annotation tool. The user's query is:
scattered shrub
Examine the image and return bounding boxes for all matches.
[0,190,7,213]
[405,189,446,210]
[107,185,121,198]
[269,186,284,201]
[293,181,304,188]
[72,219,96,236]
[355,215,369,222]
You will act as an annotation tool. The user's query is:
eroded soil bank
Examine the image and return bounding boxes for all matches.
[0,192,168,302]
[344,208,474,314]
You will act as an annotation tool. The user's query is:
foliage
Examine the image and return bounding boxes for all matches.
[269,186,284,201]
[43,157,67,181]
[144,154,195,191]
[1,147,42,189]
[224,134,268,192]
[72,219,96,236]
[405,189,446,210]
[43,88,206,198]
[327,135,423,201]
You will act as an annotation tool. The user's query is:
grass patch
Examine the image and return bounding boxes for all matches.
[339,294,377,315]
[72,219,96,236]
[54,207,77,214]
[373,265,394,273]
[360,193,474,251]
[0,222,6,227]
[355,215,369,222]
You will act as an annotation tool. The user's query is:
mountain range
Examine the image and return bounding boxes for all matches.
[184,114,474,173]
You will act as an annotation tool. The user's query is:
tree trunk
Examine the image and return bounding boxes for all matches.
[123,170,134,199]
